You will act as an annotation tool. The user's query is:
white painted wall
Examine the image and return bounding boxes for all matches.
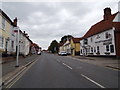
[23,36,30,56]
[7,25,16,54]
[63,40,71,54]
[80,28,116,56]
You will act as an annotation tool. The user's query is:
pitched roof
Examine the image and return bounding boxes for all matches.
[72,38,82,43]
[83,12,119,39]
[0,9,14,25]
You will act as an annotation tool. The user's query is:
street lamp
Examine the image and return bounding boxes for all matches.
[14,26,20,67]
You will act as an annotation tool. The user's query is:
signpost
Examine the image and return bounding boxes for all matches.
[14,27,20,67]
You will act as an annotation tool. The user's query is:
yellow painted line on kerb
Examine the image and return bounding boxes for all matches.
[5,58,39,89]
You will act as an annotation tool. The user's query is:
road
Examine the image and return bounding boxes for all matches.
[9,52,118,88]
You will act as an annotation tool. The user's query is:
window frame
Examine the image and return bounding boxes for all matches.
[2,17,6,30]
[0,36,4,48]
[97,46,100,53]
[110,45,114,53]
[106,45,109,52]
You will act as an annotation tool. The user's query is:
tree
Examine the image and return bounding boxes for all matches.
[60,35,73,43]
[48,40,59,53]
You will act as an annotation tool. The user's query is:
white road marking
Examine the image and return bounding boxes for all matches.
[81,74,105,88]
[62,63,72,70]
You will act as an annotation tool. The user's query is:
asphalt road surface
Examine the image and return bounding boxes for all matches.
[10,52,119,88]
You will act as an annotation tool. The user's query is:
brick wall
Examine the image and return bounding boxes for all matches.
[115,30,120,58]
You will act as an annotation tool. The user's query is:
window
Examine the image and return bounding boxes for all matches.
[97,46,100,53]
[11,41,14,49]
[105,32,109,39]
[0,36,4,48]
[11,26,14,36]
[91,37,93,42]
[87,48,90,53]
[106,45,109,52]
[83,49,84,53]
[84,38,88,44]
[2,18,5,30]
[96,34,100,39]
[91,47,93,53]
[81,49,82,53]
[105,32,112,39]
[94,47,96,52]
[110,45,114,53]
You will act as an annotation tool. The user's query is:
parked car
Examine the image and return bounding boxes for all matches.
[58,51,67,56]
[37,51,41,55]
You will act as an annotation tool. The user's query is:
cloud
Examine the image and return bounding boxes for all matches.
[1,1,119,49]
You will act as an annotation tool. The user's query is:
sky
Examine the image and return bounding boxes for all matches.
[1,0,120,50]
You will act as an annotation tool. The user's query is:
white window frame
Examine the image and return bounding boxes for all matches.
[110,44,114,53]
[2,17,6,30]
[11,40,14,49]
[0,36,4,49]
[106,45,109,52]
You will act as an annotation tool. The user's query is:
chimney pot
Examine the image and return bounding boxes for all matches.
[23,31,25,34]
[13,17,17,26]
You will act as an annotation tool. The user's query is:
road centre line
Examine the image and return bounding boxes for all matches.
[62,63,72,70]
[81,74,105,88]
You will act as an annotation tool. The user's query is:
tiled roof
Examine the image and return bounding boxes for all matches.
[72,38,82,43]
[83,12,119,38]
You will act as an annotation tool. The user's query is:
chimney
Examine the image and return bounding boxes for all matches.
[23,31,25,34]
[13,17,17,26]
[103,7,111,20]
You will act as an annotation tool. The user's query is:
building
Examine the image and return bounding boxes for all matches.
[30,43,40,54]
[70,38,82,56]
[63,39,71,55]
[0,9,16,56]
[58,42,65,53]
[80,8,120,58]
[14,29,33,56]
[0,9,40,57]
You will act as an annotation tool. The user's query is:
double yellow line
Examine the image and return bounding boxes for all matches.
[3,57,40,90]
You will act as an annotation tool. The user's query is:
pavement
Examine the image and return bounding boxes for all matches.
[0,54,40,88]
[68,55,120,70]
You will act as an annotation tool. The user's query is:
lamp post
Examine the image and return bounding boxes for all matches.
[14,26,20,67]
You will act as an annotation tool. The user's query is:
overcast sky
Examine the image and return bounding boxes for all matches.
[1,0,119,49]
